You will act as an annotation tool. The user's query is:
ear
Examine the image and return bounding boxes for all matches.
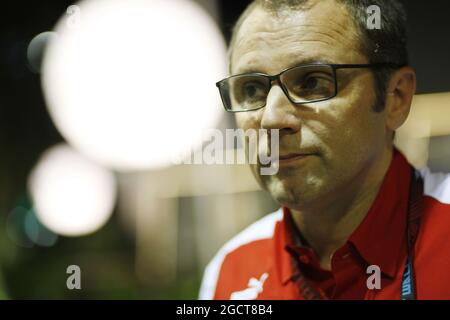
[384,66,416,131]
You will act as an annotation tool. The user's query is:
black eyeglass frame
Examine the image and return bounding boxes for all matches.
[216,63,405,113]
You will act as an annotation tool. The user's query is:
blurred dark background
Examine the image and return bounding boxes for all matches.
[1,0,449,299]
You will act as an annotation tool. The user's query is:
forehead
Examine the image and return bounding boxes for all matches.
[231,0,365,74]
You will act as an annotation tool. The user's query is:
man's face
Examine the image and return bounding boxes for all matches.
[232,0,390,210]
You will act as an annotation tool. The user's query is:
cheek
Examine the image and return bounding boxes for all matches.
[341,93,385,149]
[235,112,262,130]
[315,86,384,163]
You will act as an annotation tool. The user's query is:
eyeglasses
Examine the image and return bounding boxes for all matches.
[216,63,403,113]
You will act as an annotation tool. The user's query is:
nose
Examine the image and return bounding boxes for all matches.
[260,85,301,134]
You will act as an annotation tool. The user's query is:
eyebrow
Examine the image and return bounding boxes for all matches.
[233,56,336,75]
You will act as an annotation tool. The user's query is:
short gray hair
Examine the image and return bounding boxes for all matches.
[229,0,409,112]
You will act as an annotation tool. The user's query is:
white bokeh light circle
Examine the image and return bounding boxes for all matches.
[42,0,227,171]
[28,144,117,236]
[27,31,58,73]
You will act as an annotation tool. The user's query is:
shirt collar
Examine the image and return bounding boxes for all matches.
[275,148,412,285]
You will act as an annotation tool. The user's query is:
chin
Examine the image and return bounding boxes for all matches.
[266,180,303,207]
[265,174,324,208]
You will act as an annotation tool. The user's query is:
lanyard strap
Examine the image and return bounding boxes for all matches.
[285,215,329,300]
[287,246,328,300]
[287,168,423,300]
[401,169,423,300]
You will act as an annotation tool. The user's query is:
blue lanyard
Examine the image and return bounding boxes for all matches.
[401,169,423,300]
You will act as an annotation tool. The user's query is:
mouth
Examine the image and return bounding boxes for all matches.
[275,152,317,166]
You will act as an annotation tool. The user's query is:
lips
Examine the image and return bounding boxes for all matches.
[274,152,317,166]
[278,152,315,160]
[279,153,307,160]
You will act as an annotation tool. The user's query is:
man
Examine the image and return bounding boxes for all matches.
[200,0,450,299]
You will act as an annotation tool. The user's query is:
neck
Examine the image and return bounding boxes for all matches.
[290,147,394,270]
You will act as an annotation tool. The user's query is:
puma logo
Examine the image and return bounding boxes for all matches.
[230,273,269,300]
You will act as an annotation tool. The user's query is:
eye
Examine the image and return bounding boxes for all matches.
[242,81,267,100]
[288,72,334,100]
[302,76,320,90]
[300,74,333,90]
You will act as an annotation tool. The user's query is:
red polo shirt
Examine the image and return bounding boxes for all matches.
[199,149,450,299]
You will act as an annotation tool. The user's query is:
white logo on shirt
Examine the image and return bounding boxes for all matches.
[230,273,269,300]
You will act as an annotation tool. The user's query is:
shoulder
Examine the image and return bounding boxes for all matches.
[419,167,450,204]
[415,168,450,295]
[416,167,450,248]
[198,208,283,300]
